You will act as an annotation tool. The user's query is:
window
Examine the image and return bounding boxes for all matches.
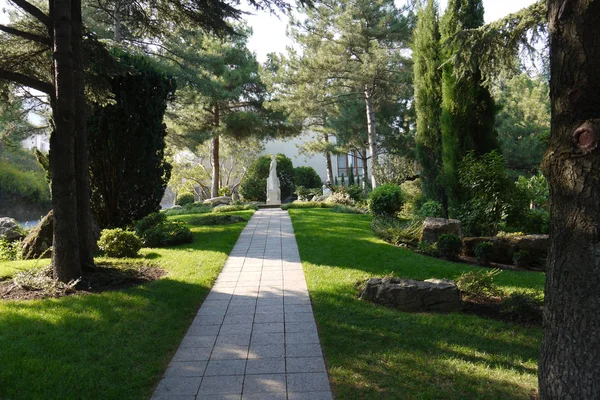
[337,151,365,178]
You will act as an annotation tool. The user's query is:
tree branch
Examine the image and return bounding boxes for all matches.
[0,69,53,97]
[8,0,50,28]
[0,24,51,46]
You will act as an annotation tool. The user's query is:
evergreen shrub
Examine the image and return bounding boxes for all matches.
[293,166,322,189]
[418,200,444,218]
[456,269,504,301]
[98,228,142,258]
[474,241,494,265]
[239,154,294,201]
[368,184,404,216]
[134,212,193,247]
[175,192,195,206]
[436,234,462,260]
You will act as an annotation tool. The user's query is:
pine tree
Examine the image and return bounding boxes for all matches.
[440,0,498,212]
[413,0,444,205]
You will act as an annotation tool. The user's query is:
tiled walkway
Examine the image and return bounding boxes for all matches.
[152,209,333,400]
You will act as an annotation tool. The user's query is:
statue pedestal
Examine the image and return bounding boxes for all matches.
[266,190,281,205]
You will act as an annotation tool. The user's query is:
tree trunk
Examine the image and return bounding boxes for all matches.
[364,85,378,189]
[539,1,600,398]
[72,0,95,270]
[211,104,220,198]
[113,0,122,42]
[324,133,334,184]
[50,0,81,282]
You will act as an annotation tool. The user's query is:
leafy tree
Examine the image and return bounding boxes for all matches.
[88,51,175,228]
[239,153,294,202]
[293,166,322,189]
[440,0,498,213]
[413,0,444,205]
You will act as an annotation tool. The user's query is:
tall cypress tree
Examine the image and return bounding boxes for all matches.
[440,0,498,212]
[414,0,444,205]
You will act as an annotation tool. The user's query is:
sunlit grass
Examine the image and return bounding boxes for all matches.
[289,208,543,399]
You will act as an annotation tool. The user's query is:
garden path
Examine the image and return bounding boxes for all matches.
[152,208,333,400]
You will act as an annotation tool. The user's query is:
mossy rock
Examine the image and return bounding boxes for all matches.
[185,215,246,226]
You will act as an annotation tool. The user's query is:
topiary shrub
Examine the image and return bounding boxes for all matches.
[474,241,494,265]
[293,166,322,189]
[418,200,444,218]
[368,184,404,216]
[456,269,504,301]
[175,192,195,206]
[436,234,462,260]
[98,228,142,258]
[134,212,193,247]
[239,154,294,202]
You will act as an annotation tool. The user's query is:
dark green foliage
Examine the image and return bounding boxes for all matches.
[348,167,355,186]
[293,166,322,189]
[500,290,543,321]
[0,146,50,205]
[368,184,404,216]
[414,0,444,202]
[175,192,195,206]
[280,202,335,210]
[417,240,439,257]
[331,205,365,214]
[346,184,364,202]
[97,228,142,258]
[134,212,193,247]
[163,203,212,216]
[457,151,528,236]
[436,234,462,260]
[88,51,175,228]
[184,215,245,226]
[418,200,444,218]
[239,154,294,201]
[513,250,533,268]
[474,241,494,264]
[440,0,499,211]
[0,239,22,261]
[456,269,504,300]
[341,174,345,187]
[370,217,422,246]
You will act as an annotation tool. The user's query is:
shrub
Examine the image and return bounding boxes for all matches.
[327,191,355,206]
[185,215,246,226]
[134,212,193,247]
[281,202,335,210]
[368,184,404,216]
[98,228,142,258]
[163,203,212,216]
[513,250,533,268]
[239,154,295,202]
[456,269,504,301]
[416,241,438,257]
[371,217,422,247]
[0,160,51,204]
[212,204,258,213]
[400,179,423,216]
[418,200,444,218]
[0,239,22,261]
[500,290,543,320]
[331,205,365,214]
[511,209,549,234]
[436,234,462,260]
[474,241,494,265]
[134,212,167,235]
[346,184,364,202]
[175,192,195,206]
[293,166,322,189]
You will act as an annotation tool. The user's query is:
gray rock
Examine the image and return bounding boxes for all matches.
[463,234,549,270]
[203,196,233,206]
[22,210,53,259]
[421,217,462,244]
[0,217,24,242]
[360,277,462,312]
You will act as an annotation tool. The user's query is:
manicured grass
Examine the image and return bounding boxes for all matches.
[0,210,253,400]
[289,208,544,399]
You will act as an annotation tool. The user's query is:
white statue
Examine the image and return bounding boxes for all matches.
[322,184,332,198]
[266,155,281,205]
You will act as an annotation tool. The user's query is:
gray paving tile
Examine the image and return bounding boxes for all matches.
[154,377,202,396]
[251,332,285,345]
[210,344,249,360]
[205,359,247,376]
[252,322,284,333]
[242,393,286,400]
[229,299,257,307]
[201,299,231,308]
[285,312,315,323]
[284,304,313,314]
[172,347,212,362]
[226,306,256,315]
[286,357,326,373]
[248,343,285,359]
[245,358,286,375]
[187,324,220,336]
[197,306,228,316]
[286,344,323,358]
[179,335,217,348]
[191,314,224,325]
[163,361,207,377]
[219,323,253,336]
[197,394,241,400]
[287,372,331,392]
[198,375,244,395]
[285,331,320,344]
[151,395,195,400]
[223,313,255,325]
[205,292,233,302]
[287,391,333,400]
[243,373,287,393]
[255,305,284,314]
[253,313,284,324]
[216,333,251,346]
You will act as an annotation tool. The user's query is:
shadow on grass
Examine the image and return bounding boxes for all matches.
[0,277,209,400]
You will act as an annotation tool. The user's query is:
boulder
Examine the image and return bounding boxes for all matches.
[421,217,462,244]
[203,196,233,206]
[462,234,549,270]
[0,217,24,242]
[22,210,54,259]
[360,277,462,312]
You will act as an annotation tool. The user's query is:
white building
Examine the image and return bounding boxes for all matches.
[21,133,50,153]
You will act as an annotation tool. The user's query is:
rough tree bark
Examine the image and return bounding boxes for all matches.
[50,0,81,281]
[211,104,220,198]
[539,0,600,398]
[324,133,334,184]
[364,85,378,189]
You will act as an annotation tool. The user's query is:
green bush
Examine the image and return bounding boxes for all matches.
[400,179,423,216]
[212,204,258,213]
[134,212,193,247]
[510,208,549,234]
[281,202,334,210]
[418,200,444,218]
[513,250,533,268]
[293,166,322,189]
[239,154,295,202]
[416,241,439,257]
[474,241,494,265]
[0,160,50,204]
[368,184,404,216]
[163,203,212,216]
[331,205,365,214]
[346,184,364,202]
[0,238,22,261]
[456,269,504,301]
[371,217,422,247]
[327,191,355,206]
[98,228,142,258]
[500,290,543,320]
[175,192,195,206]
[435,234,463,260]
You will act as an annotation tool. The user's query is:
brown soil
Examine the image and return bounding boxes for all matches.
[0,263,166,301]
[463,297,542,327]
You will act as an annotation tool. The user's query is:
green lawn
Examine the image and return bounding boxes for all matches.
[289,208,544,400]
[0,210,253,400]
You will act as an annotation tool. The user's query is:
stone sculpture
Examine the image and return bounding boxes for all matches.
[266,155,281,205]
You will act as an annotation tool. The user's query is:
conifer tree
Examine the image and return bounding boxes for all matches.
[440,0,498,212]
[413,0,444,206]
